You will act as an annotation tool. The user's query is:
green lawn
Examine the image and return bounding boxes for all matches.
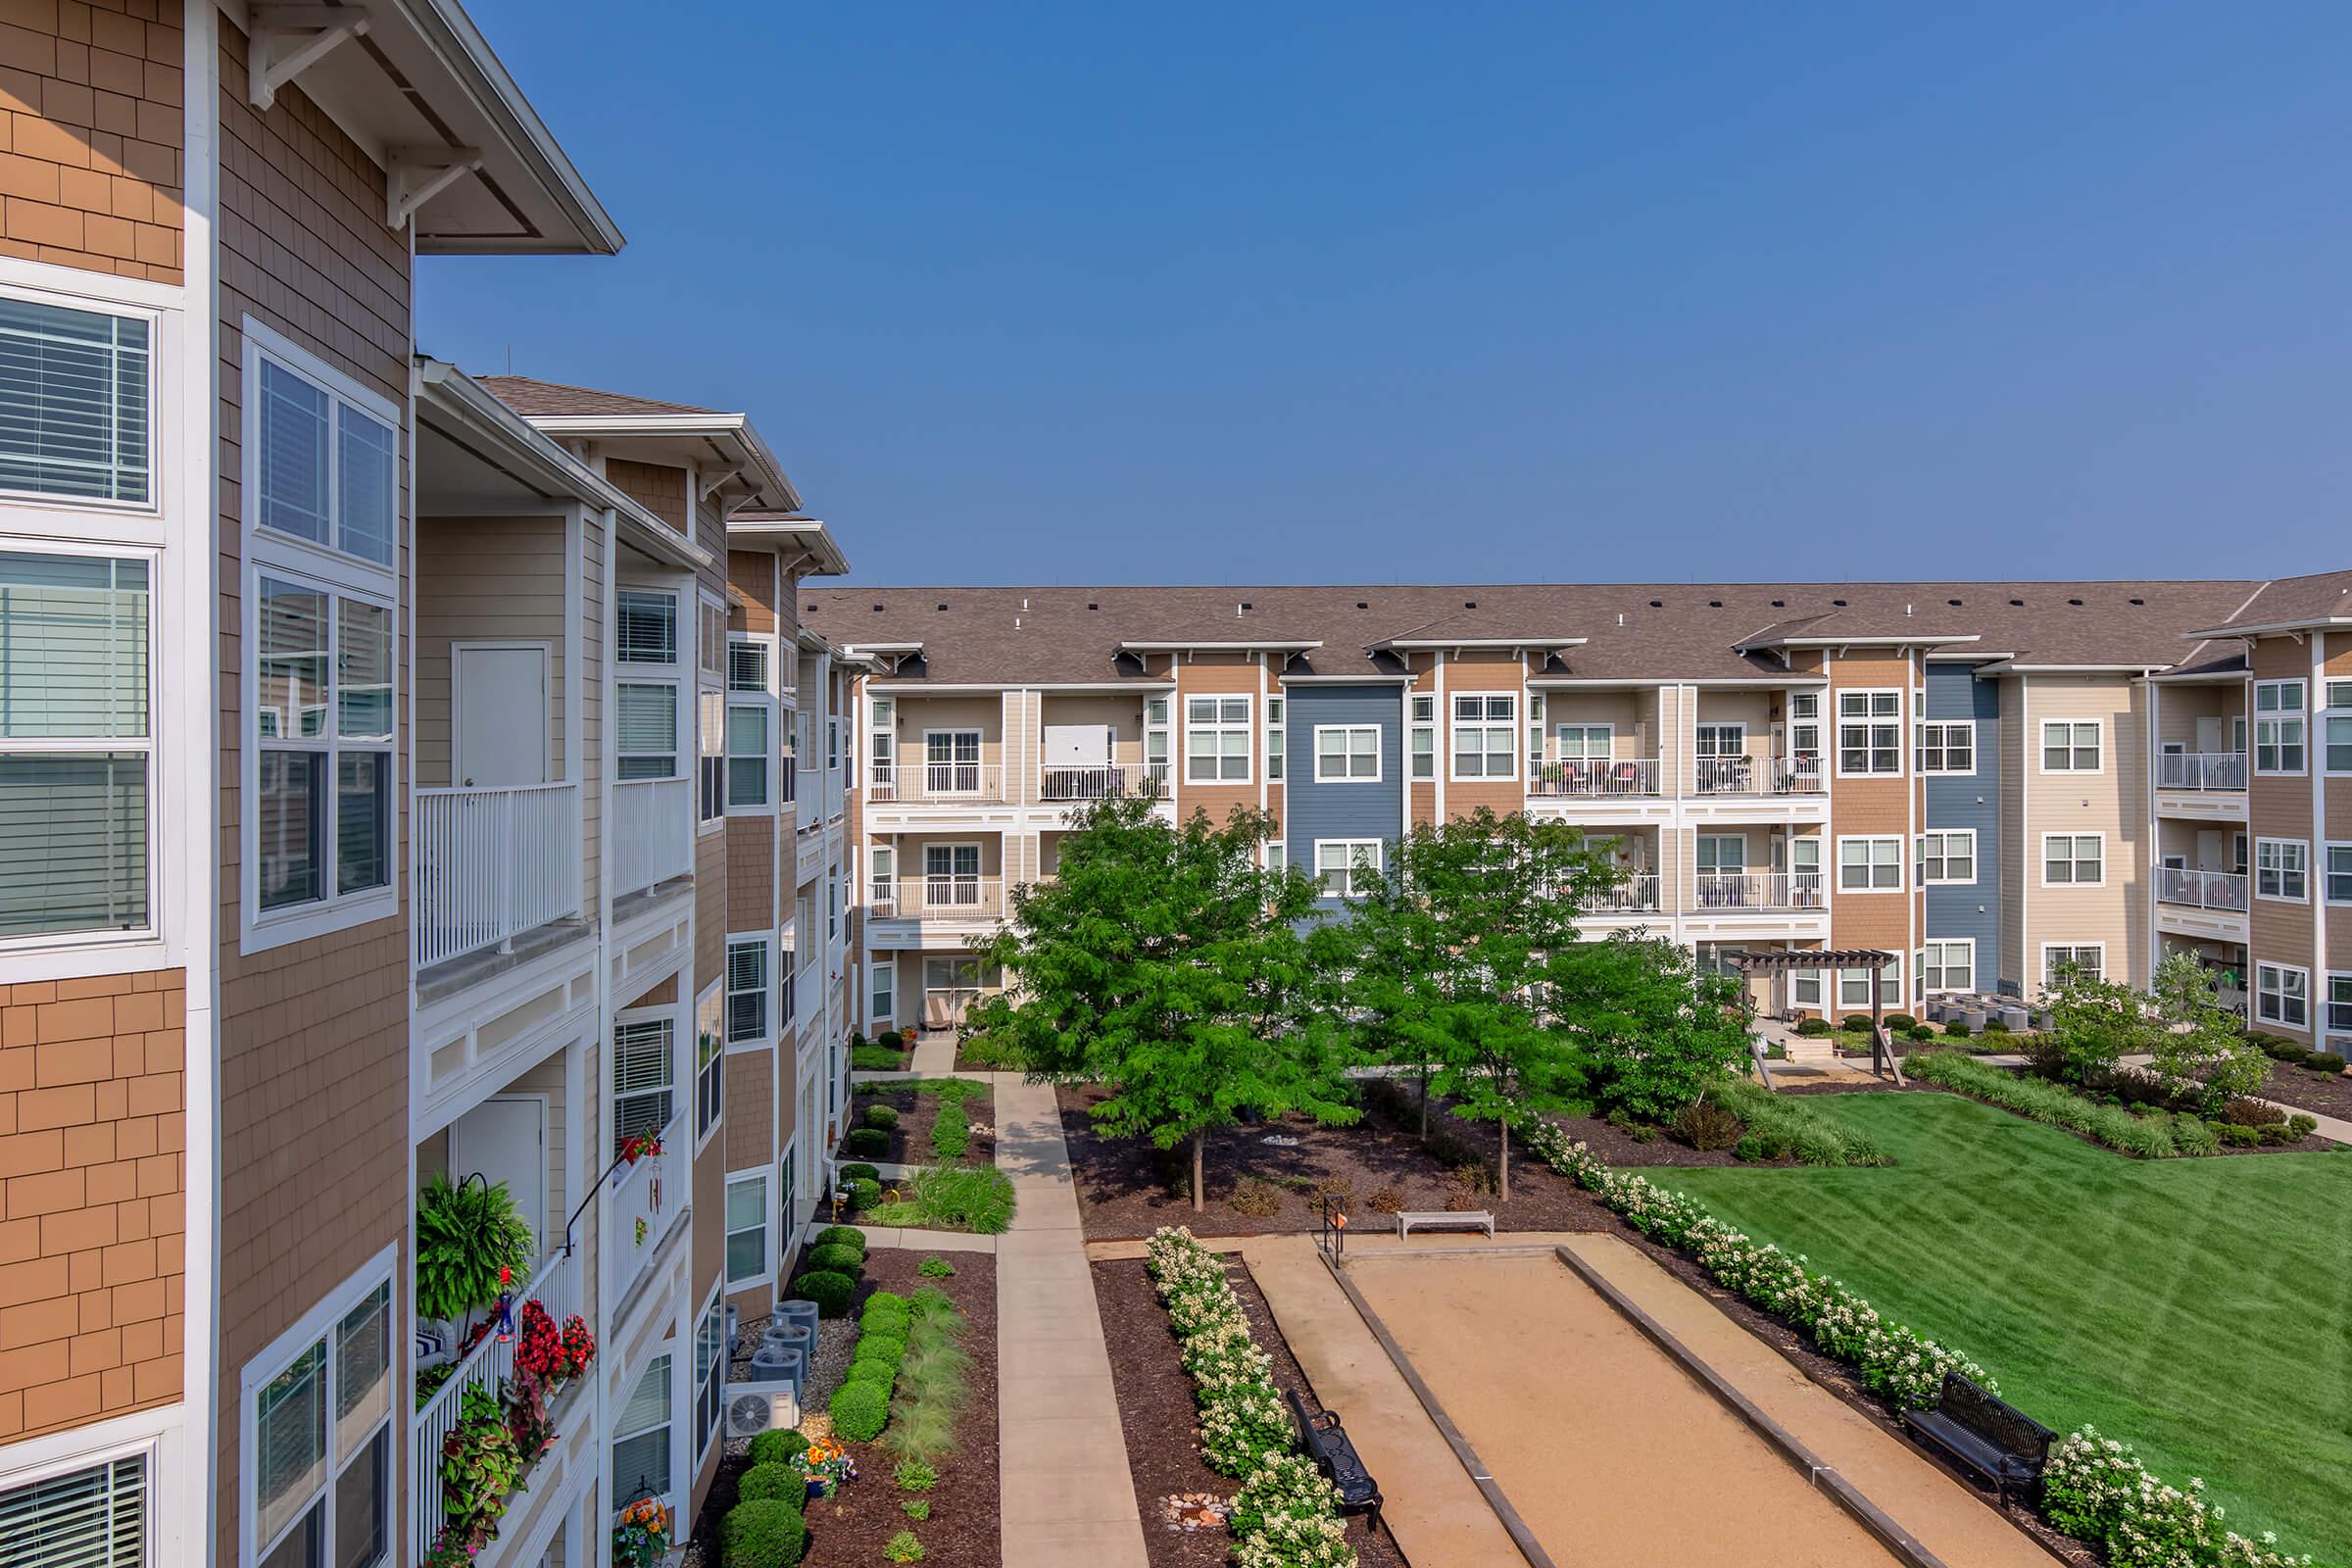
[1657,1093,2352,1560]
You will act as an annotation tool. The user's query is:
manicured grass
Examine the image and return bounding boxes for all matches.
[1659,1092,2352,1559]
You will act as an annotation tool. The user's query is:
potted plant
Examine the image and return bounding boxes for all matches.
[611,1496,672,1568]
[791,1434,857,1498]
[415,1174,536,1341]
[439,1384,524,1547]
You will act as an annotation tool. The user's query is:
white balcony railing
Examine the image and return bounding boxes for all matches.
[867,760,1005,804]
[602,1112,687,1319]
[2157,752,2248,792]
[612,776,693,898]
[413,1236,583,1562]
[2157,866,2249,913]
[1590,872,1661,913]
[1529,757,1661,798]
[414,782,582,970]
[1695,754,1824,795]
[1038,763,1164,803]
[1692,871,1826,910]
[870,877,1007,920]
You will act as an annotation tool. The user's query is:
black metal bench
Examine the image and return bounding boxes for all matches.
[1287,1389,1383,1528]
[1900,1372,2054,1503]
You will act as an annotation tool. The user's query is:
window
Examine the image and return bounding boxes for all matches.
[829,874,841,941]
[1314,725,1381,782]
[2328,844,2352,905]
[612,1355,672,1509]
[1791,968,1823,1008]
[248,1273,390,1568]
[827,716,839,773]
[2328,972,2352,1036]
[2255,680,2307,773]
[250,344,395,567]
[696,595,726,684]
[251,575,393,923]
[1265,697,1284,782]
[725,938,768,1046]
[2256,962,2310,1029]
[725,702,770,808]
[1450,693,1517,779]
[1409,694,1435,780]
[1695,835,1745,875]
[616,683,678,781]
[1144,697,1170,787]
[870,952,894,1021]
[1314,839,1382,898]
[617,590,678,664]
[1266,842,1286,875]
[2255,838,2309,901]
[2042,945,2103,986]
[725,1173,768,1286]
[1837,690,1901,774]
[0,551,153,939]
[2322,680,2352,773]
[0,1452,147,1568]
[1838,958,1901,1009]
[1693,722,1743,759]
[1920,939,1974,993]
[2042,833,2104,886]
[697,690,725,826]
[727,639,767,693]
[2039,720,2100,772]
[694,984,723,1145]
[1917,720,1975,774]
[1185,696,1252,784]
[1918,830,1976,885]
[612,1016,674,1154]
[1553,723,1610,760]
[1788,691,1821,763]
[0,292,153,505]
[1837,835,1903,892]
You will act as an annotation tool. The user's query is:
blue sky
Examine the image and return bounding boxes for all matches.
[418,2,2352,586]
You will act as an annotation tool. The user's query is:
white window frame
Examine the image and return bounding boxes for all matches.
[1836,956,1902,1010]
[1408,693,1436,780]
[1919,938,1974,993]
[1449,692,1518,781]
[693,979,724,1152]
[1916,719,1976,774]
[2254,837,2309,903]
[2326,971,2352,1038]
[692,1282,723,1459]
[1835,689,1903,776]
[1836,835,1904,893]
[1265,697,1284,783]
[870,948,894,1024]
[243,319,397,572]
[2040,832,2105,888]
[612,1009,677,1157]
[2038,719,2102,773]
[1312,724,1382,783]
[1917,829,1976,886]
[1266,842,1286,875]
[2328,842,2352,906]
[2255,679,2308,775]
[237,1247,394,1568]
[0,279,164,515]
[724,1168,770,1288]
[725,934,771,1051]
[1790,967,1823,1008]
[1184,694,1253,785]
[2041,943,2105,987]
[1314,838,1383,899]
[0,1434,161,1568]
[2256,961,2310,1029]
[1144,696,1171,788]
[611,1352,675,1517]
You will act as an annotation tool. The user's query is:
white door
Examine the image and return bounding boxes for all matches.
[451,1096,547,1259]
[2194,716,2223,754]
[455,644,550,788]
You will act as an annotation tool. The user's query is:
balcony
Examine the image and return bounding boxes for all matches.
[870,877,1008,921]
[414,783,583,970]
[612,776,694,898]
[1692,871,1826,910]
[2158,752,2247,792]
[1529,758,1661,798]
[2157,867,2249,913]
[1037,763,1165,803]
[1695,754,1823,795]
[1589,872,1661,913]
[868,760,1006,805]
[603,1112,688,1323]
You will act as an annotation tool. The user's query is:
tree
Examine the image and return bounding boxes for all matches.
[2036,959,2156,1083]
[967,792,1354,1209]
[2145,952,2270,1110]
[1547,934,1753,1122]
[1340,808,1615,1200]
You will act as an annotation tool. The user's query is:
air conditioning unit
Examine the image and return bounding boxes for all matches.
[723,1380,801,1440]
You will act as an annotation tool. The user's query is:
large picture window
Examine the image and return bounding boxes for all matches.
[1185,696,1251,784]
[1916,720,1974,774]
[612,1355,672,1511]
[252,575,394,918]
[1917,830,1975,885]
[1837,690,1901,774]
[248,1273,390,1568]
[2041,833,2104,887]
[2255,680,2307,774]
[2257,962,2310,1029]
[1450,693,1517,779]
[0,550,152,939]
[2255,838,2309,902]
[2039,721,2100,773]
[1313,725,1381,782]
[1837,835,1903,892]
[0,292,153,505]
[1920,939,1974,993]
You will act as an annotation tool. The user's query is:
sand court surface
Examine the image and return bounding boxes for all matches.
[1346,1249,1902,1566]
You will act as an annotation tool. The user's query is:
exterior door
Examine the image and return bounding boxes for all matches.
[923,956,981,1027]
[925,730,981,795]
[455,643,550,788]
[451,1095,547,1261]
[924,843,981,909]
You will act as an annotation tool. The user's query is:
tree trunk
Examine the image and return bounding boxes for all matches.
[1191,1128,1205,1212]
[1497,1115,1510,1203]
[1418,1063,1430,1136]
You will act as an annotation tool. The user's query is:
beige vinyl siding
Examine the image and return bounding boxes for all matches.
[2023,674,2148,988]
[413,514,568,789]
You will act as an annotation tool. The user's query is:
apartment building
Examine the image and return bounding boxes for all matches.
[0,8,855,1568]
[808,577,2351,1039]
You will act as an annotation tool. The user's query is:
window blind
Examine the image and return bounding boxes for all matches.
[258,360,329,545]
[727,641,765,692]
[335,404,396,565]
[615,591,675,664]
[615,684,676,780]
[0,553,148,738]
[0,1453,146,1568]
[0,297,150,505]
[613,1019,673,1152]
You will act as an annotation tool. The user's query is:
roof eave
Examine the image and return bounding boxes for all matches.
[728,516,848,576]
[2181,617,2352,640]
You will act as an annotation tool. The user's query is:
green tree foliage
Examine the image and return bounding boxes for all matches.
[1548,934,1754,1122]
[969,792,1356,1208]
[2038,958,2156,1083]
[1340,808,1615,1199]
[2144,952,2271,1109]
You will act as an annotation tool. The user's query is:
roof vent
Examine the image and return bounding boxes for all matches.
[805,602,817,612]
[2067,597,2083,607]
[871,603,884,612]
[1771,599,1786,608]
[1356,601,1368,610]
[1648,599,1662,609]
[1088,602,1100,611]
[2009,598,2024,607]
[1947,598,1963,607]
[1022,597,1030,612]
[1617,612,1625,627]
[1905,604,1914,616]
[1832,598,1847,607]
[2128,597,2144,606]
[935,602,948,612]
[1239,601,1252,614]
[1708,599,1723,609]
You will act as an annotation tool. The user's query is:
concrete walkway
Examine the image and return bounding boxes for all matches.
[993,1075,1151,1567]
[908,1028,958,1074]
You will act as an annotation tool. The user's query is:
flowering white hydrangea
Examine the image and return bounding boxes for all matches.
[1232,1510,1354,1568]
[2043,1428,2312,1568]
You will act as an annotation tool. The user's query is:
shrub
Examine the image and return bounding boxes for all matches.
[845,1177,882,1210]
[1840,1014,1874,1033]
[901,1500,929,1520]
[864,1103,901,1131]
[862,1290,911,1324]
[720,1499,807,1568]
[840,1163,882,1184]
[2171,1116,2221,1156]
[787,1270,857,1317]
[1943,1019,1972,1039]
[2217,1122,2261,1147]
[2306,1054,2344,1074]
[813,1225,867,1255]
[882,1531,925,1563]
[1365,1184,1404,1213]
[842,1127,890,1158]
[2043,1427,2306,1568]
[845,1358,896,1389]
[807,1243,864,1276]
[2289,1113,2319,1138]
[1670,1100,1743,1152]
[917,1254,955,1278]
[1232,1514,1354,1568]
[1795,1017,1833,1037]
[1711,1079,1888,1166]
[1905,1024,1935,1043]
[1228,1181,1283,1217]
[869,1163,1016,1234]
[747,1428,808,1467]
[1983,1017,2010,1034]
[1229,1451,1342,1536]
[1881,1013,1918,1031]
[736,1463,805,1505]
[856,1333,907,1369]
[1732,1133,1773,1162]
[1907,1051,2186,1158]
[850,1031,868,1050]
[830,1380,889,1442]
[894,1458,938,1493]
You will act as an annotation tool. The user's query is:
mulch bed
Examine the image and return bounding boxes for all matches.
[849,1080,998,1166]
[681,1250,1001,1568]
[1094,1254,1406,1568]
[2259,1059,2352,1120]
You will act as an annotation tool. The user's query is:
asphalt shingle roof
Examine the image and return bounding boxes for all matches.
[476,375,719,418]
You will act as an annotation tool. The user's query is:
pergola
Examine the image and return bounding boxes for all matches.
[1718,947,1904,1083]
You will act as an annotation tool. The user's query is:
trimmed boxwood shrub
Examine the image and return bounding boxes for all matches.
[1794,1017,1833,1037]
[747,1428,808,1467]
[737,1462,806,1505]
[842,1127,890,1158]
[855,1333,906,1369]
[861,1290,910,1323]
[808,1242,864,1276]
[1943,1019,1972,1039]
[1840,1014,1874,1032]
[1905,1023,1935,1043]
[1881,1013,1918,1031]
[845,1357,896,1388]
[845,1177,882,1210]
[839,1163,881,1184]
[863,1103,900,1131]
[788,1270,857,1317]
[813,1225,868,1254]
[721,1498,807,1568]
[1982,1017,2010,1034]
[830,1379,889,1442]
[2306,1054,2345,1073]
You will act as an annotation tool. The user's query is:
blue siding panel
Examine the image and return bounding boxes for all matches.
[1283,686,1404,908]
[1923,664,2003,993]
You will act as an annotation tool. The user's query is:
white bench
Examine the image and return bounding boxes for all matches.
[1395,1209,1494,1240]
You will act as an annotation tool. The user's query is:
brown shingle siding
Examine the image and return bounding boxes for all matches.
[0,0,176,279]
